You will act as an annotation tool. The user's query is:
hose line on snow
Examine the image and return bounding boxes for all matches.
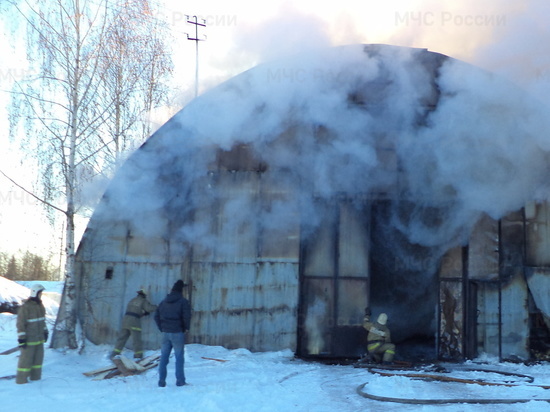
[356,366,550,404]
[356,382,550,404]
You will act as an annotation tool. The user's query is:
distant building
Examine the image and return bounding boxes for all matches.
[67,44,550,361]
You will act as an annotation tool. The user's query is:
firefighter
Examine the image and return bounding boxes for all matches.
[16,284,48,384]
[111,288,157,360]
[362,308,396,364]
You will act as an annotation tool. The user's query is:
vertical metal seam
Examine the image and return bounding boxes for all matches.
[462,245,469,360]
[498,218,503,361]
[332,200,341,355]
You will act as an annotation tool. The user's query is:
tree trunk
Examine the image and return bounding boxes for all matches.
[51,204,78,349]
[51,0,81,349]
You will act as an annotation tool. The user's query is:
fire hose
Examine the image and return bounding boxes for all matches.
[356,366,550,404]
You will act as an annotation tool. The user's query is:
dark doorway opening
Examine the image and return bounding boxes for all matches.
[369,200,438,363]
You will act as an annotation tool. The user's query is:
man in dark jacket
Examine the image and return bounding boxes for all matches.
[111,288,157,360]
[154,280,192,387]
[16,284,48,384]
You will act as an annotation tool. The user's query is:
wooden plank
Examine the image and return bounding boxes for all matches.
[113,357,137,376]
[84,354,160,380]
[142,362,159,371]
[91,370,114,381]
[118,356,146,372]
[139,353,160,366]
[105,369,121,379]
[83,364,117,377]
[201,356,228,362]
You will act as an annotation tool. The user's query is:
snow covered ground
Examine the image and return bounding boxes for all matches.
[1,278,549,411]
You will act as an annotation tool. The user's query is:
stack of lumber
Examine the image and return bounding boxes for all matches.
[83,354,160,380]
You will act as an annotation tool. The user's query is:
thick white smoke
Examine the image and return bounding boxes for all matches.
[100,43,550,259]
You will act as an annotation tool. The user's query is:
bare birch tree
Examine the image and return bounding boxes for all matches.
[5,0,174,349]
[99,0,173,170]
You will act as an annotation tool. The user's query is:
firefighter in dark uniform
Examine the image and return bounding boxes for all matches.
[362,308,396,364]
[111,288,157,360]
[16,284,48,384]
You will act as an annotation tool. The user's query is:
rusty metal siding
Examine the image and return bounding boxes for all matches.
[474,282,500,357]
[467,214,500,357]
[526,202,550,266]
[78,261,126,345]
[77,165,304,353]
[439,212,531,360]
[438,246,464,360]
[189,261,299,351]
[125,235,170,261]
[252,262,299,350]
[500,210,529,359]
[500,272,529,359]
[184,169,301,351]
[77,221,130,262]
[79,260,187,349]
[468,214,499,281]
[79,220,182,264]
[525,267,550,328]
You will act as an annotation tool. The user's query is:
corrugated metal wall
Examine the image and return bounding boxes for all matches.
[438,210,532,361]
[77,166,302,352]
[75,137,548,360]
[525,202,550,357]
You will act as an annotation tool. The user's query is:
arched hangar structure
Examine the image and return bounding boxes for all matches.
[69,44,550,361]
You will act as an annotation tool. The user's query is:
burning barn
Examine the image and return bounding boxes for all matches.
[68,44,550,361]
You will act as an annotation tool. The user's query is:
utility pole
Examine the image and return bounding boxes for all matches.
[186,15,206,98]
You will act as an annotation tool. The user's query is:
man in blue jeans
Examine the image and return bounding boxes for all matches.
[154,280,192,387]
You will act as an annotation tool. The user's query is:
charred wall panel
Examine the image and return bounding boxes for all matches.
[526,202,550,266]
[474,282,500,358]
[439,246,464,360]
[468,214,499,281]
[525,267,550,357]
[303,217,335,278]
[500,272,529,360]
[213,143,264,172]
[338,202,370,278]
[500,210,529,359]
[298,200,370,358]
[467,214,500,357]
[299,202,336,357]
[300,278,334,355]
[525,267,550,327]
